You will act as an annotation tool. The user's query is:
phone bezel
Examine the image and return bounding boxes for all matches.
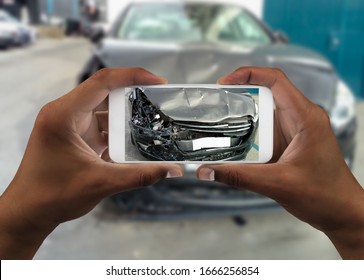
[109,84,273,163]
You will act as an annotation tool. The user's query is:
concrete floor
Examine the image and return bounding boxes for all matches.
[1,38,362,259]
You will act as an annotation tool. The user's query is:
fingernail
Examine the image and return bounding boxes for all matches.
[166,169,183,178]
[217,78,224,84]
[158,76,168,84]
[198,168,215,181]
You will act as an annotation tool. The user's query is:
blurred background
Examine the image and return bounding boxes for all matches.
[0,0,363,259]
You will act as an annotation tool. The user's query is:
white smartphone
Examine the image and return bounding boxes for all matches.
[109,85,273,163]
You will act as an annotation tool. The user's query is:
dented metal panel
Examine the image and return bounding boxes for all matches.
[142,87,255,123]
[128,87,258,161]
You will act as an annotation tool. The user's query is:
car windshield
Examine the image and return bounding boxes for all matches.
[116,3,272,46]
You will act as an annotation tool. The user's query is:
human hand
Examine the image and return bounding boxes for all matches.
[197,67,364,259]
[0,68,183,259]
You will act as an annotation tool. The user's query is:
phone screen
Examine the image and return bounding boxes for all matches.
[121,86,260,162]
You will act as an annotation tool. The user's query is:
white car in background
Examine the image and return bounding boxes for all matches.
[0,9,37,48]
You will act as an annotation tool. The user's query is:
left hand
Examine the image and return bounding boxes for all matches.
[0,68,183,259]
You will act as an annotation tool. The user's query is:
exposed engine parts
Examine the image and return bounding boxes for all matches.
[128,87,258,161]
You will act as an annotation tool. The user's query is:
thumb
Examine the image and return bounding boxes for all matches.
[99,163,184,196]
[197,164,286,199]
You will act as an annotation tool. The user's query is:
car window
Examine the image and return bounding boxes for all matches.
[116,3,272,46]
[205,8,271,45]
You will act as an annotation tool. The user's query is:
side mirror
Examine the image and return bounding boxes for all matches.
[274,31,289,44]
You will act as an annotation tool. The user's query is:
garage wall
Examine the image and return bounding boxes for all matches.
[264,0,364,98]
[38,0,107,21]
[38,0,80,19]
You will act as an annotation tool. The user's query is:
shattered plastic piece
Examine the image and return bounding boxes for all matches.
[128,87,258,161]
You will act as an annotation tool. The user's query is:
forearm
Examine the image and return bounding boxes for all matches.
[326,226,364,260]
[324,177,364,259]
[325,187,364,259]
[0,227,49,260]
[0,193,56,259]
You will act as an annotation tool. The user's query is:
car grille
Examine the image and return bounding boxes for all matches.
[174,117,252,136]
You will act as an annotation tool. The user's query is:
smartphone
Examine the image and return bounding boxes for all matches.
[109,85,273,163]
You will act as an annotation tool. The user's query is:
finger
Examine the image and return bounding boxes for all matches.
[95,96,108,112]
[81,115,108,154]
[197,163,290,200]
[271,109,289,161]
[87,133,107,156]
[101,147,111,162]
[95,111,108,132]
[66,68,167,114]
[99,163,184,195]
[218,67,314,116]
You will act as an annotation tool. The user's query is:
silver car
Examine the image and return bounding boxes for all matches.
[0,9,37,48]
[79,0,357,217]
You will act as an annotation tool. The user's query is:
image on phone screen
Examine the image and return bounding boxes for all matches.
[123,87,260,162]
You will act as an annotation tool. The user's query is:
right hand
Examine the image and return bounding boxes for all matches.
[197,67,364,259]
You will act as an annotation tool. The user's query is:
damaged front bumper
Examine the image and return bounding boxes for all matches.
[108,177,278,219]
[128,87,258,161]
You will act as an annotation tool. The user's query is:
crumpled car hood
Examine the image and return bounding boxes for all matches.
[142,87,255,123]
[99,39,338,111]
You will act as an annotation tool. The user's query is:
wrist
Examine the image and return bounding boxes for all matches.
[325,226,364,259]
[0,192,58,259]
[323,192,364,260]
[321,174,364,259]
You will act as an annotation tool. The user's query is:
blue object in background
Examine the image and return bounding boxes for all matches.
[47,0,54,16]
[264,0,364,98]
[71,0,79,18]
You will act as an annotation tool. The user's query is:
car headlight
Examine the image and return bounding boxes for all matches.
[330,80,356,132]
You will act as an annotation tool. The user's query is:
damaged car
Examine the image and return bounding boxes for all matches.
[79,0,357,217]
[128,87,258,161]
